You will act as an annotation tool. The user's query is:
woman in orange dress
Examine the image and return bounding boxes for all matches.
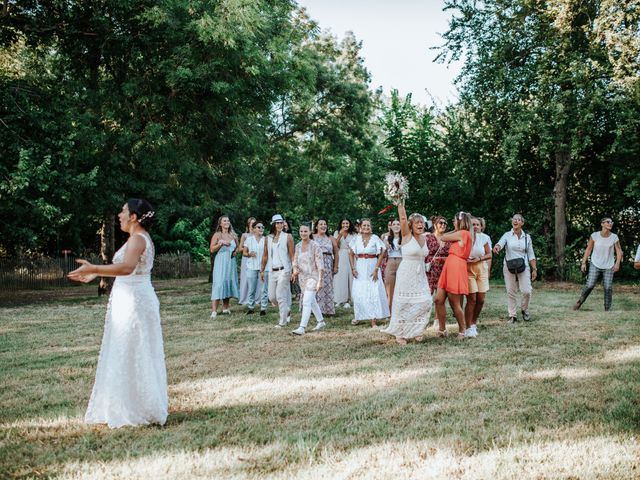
[433,211,474,339]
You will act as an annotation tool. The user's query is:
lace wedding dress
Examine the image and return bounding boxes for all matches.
[85,232,168,428]
[382,236,432,339]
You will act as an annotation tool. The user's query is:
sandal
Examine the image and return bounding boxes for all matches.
[436,329,449,338]
[457,333,466,340]
[396,338,408,345]
[415,336,424,342]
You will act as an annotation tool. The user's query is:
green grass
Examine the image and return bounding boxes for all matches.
[0,278,639,479]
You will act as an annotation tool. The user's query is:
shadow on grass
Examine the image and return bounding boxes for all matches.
[1,278,639,478]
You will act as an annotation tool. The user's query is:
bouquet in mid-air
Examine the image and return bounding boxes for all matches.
[379,172,409,214]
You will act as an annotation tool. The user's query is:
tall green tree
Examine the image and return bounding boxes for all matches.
[439,0,640,277]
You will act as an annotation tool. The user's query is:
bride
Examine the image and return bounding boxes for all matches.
[381,201,432,344]
[68,199,168,428]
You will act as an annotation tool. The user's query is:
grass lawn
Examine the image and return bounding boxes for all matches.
[0,278,639,479]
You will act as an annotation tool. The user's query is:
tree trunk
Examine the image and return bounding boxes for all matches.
[98,214,115,295]
[553,150,571,279]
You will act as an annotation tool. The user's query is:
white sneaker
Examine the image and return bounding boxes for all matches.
[343,303,351,309]
[210,311,217,319]
[465,326,477,338]
[312,322,326,331]
[222,309,231,315]
[292,326,305,335]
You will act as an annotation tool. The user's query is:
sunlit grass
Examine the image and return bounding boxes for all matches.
[0,278,638,479]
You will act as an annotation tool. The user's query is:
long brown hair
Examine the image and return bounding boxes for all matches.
[215,215,237,236]
[245,217,256,233]
[430,215,446,233]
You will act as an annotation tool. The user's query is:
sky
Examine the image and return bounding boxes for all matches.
[298,0,463,107]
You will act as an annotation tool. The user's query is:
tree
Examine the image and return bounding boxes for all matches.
[439,0,640,278]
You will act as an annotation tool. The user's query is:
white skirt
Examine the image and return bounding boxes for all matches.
[85,275,168,428]
[352,258,390,320]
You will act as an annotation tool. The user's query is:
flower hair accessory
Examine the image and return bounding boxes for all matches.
[138,211,155,223]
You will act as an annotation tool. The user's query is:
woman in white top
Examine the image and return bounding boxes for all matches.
[261,214,295,327]
[348,219,390,327]
[381,203,431,344]
[291,223,326,335]
[242,221,268,315]
[493,214,537,323]
[333,218,357,308]
[464,217,492,337]
[68,199,168,428]
[237,217,256,305]
[573,217,622,311]
[383,218,403,311]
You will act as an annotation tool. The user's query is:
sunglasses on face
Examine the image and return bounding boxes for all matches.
[438,221,447,225]
[256,225,264,229]
[603,220,613,224]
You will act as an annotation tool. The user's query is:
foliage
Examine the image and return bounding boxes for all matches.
[0,1,388,256]
[434,0,640,278]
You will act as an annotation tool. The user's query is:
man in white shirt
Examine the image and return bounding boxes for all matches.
[573,217,622,311]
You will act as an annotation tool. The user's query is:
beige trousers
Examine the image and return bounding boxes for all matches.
[269,269,292,325]
[502,263,532,317]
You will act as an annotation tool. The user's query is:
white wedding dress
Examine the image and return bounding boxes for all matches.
[85,232,168,428]
[381,236,432,339]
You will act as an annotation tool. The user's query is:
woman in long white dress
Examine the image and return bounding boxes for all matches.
[348,219,390,328]
[333,218,356,308]
[381,203,432,344]
[68,199,168,428]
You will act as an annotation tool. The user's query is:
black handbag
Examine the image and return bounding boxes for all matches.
[506,257,526,274]
[505,232,528,274]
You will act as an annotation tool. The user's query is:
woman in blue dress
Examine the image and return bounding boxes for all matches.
[210,215,240,318]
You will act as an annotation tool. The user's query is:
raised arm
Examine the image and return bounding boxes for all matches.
[440,230,467,245]
[398,202,411,240]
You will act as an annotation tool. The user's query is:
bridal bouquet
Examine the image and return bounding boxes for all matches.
[378,172,409,214]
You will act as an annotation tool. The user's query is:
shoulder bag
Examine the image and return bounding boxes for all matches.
[505,232,528,274]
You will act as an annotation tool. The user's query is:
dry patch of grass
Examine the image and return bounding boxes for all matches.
[1,278,639,479]
[56,436,640,479]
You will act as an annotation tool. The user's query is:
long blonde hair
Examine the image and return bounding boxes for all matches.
[455,211,475,243]
[215,215,237,236]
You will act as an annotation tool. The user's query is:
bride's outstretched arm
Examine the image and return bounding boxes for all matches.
[68,235,146,281]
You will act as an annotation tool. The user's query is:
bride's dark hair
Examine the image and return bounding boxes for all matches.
[127,199,155,230]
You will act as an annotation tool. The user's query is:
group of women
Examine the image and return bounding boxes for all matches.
[208,207,542,343]
[67,197,637,429]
